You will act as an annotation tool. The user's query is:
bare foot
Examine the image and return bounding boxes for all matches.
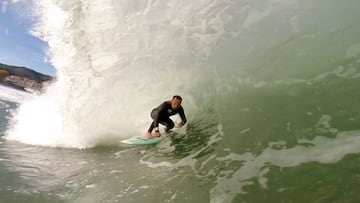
[154,132,161,137]
[146,132,153,139]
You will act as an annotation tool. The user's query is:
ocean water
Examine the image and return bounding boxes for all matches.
[1,0,360,202]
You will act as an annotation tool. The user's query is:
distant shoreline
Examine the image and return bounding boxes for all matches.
[0,82,27,92]
[0,62,54,93]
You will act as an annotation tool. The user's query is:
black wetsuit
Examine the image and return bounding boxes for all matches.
[147,101,187,133]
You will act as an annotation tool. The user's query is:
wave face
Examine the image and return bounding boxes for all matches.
[6,0,360,147]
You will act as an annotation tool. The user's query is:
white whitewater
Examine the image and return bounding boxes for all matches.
[6,0,231,148]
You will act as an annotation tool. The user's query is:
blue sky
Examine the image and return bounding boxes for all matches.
[0,0,56,76]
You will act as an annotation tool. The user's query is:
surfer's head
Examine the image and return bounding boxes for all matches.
[171,95,182,110]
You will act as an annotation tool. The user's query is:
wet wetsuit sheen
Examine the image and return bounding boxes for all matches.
[147,101,187,133]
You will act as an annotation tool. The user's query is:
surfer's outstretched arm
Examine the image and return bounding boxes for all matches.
[178,106,187,127]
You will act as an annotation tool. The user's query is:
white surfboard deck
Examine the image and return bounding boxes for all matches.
[120,125,182,146]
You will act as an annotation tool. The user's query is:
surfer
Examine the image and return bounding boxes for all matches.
[146,95,187,139]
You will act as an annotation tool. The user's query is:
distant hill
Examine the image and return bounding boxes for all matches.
[0,63,53,81]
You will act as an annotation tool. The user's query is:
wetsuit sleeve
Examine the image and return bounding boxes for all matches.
[153,102,167,132]
[178,106,187,125]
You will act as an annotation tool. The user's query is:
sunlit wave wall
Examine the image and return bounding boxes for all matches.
[6,0,360,149]
[6,0,233,147]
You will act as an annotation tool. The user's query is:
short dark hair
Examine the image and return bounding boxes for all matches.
[173,95,183,101]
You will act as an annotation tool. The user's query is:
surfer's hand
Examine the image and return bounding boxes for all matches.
[177,122,183,128]
[154,132,161,137]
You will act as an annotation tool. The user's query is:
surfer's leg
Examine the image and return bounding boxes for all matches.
[150,109,158,119]
[146,121,155,138]
[147,121,155,133]
[146,110,159,138]
[160,118,174,132]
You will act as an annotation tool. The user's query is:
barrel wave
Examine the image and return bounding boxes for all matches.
[3,0,360,202]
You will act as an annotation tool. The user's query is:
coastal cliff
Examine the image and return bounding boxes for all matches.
[0,63,54,92]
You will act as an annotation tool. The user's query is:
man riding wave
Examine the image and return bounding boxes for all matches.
[146,95,187,139]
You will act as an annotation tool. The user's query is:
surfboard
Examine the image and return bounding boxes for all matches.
[120,136,165,145]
